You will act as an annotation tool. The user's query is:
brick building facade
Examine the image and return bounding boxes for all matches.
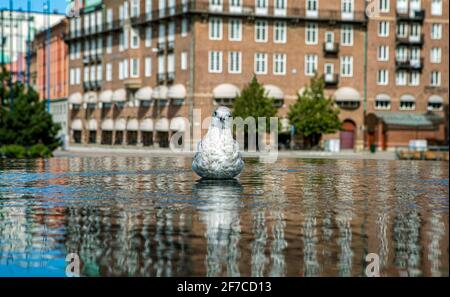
[65,0,448,150]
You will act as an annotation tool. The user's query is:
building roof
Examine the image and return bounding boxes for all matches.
[375,112,444,127]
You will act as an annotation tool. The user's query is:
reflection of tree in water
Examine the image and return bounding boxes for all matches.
[194,179,242,277]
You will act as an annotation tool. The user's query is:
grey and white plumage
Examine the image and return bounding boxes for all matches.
[192,106,244,179]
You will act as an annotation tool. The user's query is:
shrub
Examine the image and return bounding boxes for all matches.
[0,145,27,159]
[27,144,53,158]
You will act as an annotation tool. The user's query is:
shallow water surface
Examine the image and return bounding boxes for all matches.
[0,157,448,277]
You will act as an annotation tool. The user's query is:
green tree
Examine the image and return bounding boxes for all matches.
[0,69,61,150]
[232,76,278,149]
[232,75,278,131]
[288,74,341,149]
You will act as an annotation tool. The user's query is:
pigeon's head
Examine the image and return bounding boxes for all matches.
[211,106,233,130]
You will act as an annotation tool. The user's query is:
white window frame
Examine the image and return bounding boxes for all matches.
[430,47,442,64]
[378,21,390,37]
[255,20,268,43]
[340,56,353,77]
[145,57,152,77]
[305,54,318,76]
[106,63,112,81]
[305,22,318,45]
[145,27,152,47]
[273,53,286,75]
[208,51,223,73]
[340,24,354,46]
[209,17,223,40]
[431,0,443,16]
[377,69,389,85]
[228,51,242,74]
[430,71,441,86]
[274,21,287,44]
[396,71,408,86]
[181,52,188,70]
[229,19,242,41]
[377,45,389,61]
[131,28,140,49]
[254,52,268,75]
[431,23,442,40]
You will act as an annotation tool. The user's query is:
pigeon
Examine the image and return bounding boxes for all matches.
[192,106,244,179]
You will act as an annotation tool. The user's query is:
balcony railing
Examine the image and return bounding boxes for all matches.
[65,1,367,41]
[396,34,424,46]
[396,9,425,22]
[323,42,339,54]
[324,73,339,85]
[395,58,424,71]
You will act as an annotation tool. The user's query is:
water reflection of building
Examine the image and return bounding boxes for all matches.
[194,179,242,277]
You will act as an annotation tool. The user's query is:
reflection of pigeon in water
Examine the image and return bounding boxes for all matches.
[193,179,243,277]
[192,106,244,179]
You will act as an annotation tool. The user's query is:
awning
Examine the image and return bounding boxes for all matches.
[170,117,188,132]
[83,92,98,104]
[127,119,139,131]
[112,89,127,102]
[71,119,83,130]
[136,87,153,101]
[334,87,360,102]
[400,94,415,102]
[168,84,186,99]
[86,119,98,131]
[99,90,113,103]
[69,93,83,105]
[264,85,284,100]
[375,94,391,101]
[213,84,240,99]
[152,86,168,100]
[140,118,154,132]
[101,119,114,131]
[428,95,443,104]
[374,112,443,127]
[114,119,127,130]
[155,118,169,132]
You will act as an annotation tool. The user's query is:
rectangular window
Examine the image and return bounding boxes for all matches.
[106,63,112,81]
[230,0,242,13]
[131,28,140,49]
[145,27,152,47]
[340,56,353,77]
[341,0,354,19]
[90,65,96,82]
[76,68,81,84]
[84,67,89,82]
[430,48,442,63]
[208,51,223,73]
[305,23,318,45]
[107,8,113,29]
[97,37,103,54]
[229,19,242,41]
[274,21,287,43]
[209,17,223,40]
[430,71,441,86]
[158,55,165,74]
[378,21,389,37]
[254,53,267,75]
[131,0,140,17]
[255,20,268,42]
[431,0,442,15]
[97,64,103,81]
[229,51,242,74]
[397,22,408,37]
[181,18,188,37]
[119,31,124,52]
[123,59,129,79]
[409,71,420,86]
[273,53,286,75]
[167,53,175,74]
[396,71,407,85]
[431,24,442,39]
[306,0,319,17]
[396,46,408,62]
[397,0,408,13]
[145,0,152,19]
[106,35,113,54]
[96,10,103,32]
[377,69,389,85]
[379,0,389,12]
[305,54,318,75]
[145,57,152,77]
[255,0,268,15]
[124,28,129,50]
[70,69,75,85]
[274,0,287,16]
[377,45,389,61]
[131,58,139,77]
[341,24,353,46]
[181,52,188,70]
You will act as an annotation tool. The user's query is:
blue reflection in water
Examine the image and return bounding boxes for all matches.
[0,157,448,277]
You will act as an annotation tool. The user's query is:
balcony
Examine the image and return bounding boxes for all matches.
[395,58,424,71]
[157,73,166,84]
[167,72,175,83]
[324,73,339,85]
[157,42,166,54]
[396,34,424,46]
[396,9,425,22]
[323,42,339,55]
[167,41,175,52]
